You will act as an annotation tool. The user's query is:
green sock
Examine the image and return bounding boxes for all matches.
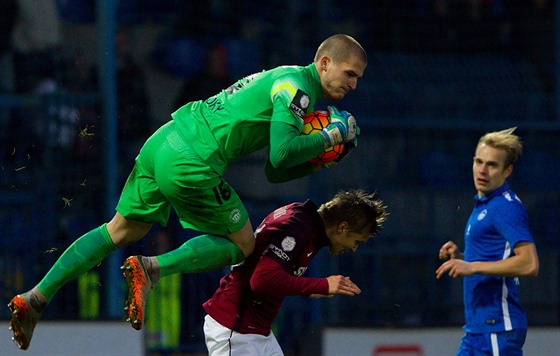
[37,224,117,302]
[157,234,244,278]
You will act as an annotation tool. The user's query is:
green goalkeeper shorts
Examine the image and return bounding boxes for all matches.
[116,120,248,235]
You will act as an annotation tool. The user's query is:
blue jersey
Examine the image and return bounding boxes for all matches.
[463,182,534,333]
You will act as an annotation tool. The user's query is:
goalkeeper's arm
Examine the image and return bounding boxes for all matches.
[268,120,324,170]
[264,158,319,183]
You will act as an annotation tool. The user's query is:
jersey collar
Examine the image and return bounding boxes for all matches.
[307,63,325,101]
[474,182,510,203]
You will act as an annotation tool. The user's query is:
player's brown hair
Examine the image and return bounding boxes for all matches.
[318,189,387,237]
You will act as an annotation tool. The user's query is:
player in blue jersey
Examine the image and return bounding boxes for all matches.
[436,127,539,355]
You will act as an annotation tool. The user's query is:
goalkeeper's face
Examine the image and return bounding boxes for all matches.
[321,55,366,100]
[328,224,370,256]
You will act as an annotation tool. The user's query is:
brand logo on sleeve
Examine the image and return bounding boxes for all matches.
[269,244,290,262]
[290,90,310,118]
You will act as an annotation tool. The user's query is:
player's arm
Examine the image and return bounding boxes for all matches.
[315,275,361,297]
[264,120,324,183]
[468,202,540,277]
[438,240,464,261]
[268,120,325,169]
[468,242,539,277]
[264,158,319,183]
[436,242,539,279]
[250,256,329,296]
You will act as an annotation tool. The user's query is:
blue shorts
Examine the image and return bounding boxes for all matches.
[457,329,527,356]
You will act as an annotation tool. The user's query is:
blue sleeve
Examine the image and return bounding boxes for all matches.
[494,199,535,246]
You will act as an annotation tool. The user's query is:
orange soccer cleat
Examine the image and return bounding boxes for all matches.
[121,256,154,330]
[7,289,47,350]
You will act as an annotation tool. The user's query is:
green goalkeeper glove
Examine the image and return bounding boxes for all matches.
[320,106,359,147]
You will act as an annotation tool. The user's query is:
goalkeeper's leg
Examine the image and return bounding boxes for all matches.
[8,215,151,349]
[122,220,254,330]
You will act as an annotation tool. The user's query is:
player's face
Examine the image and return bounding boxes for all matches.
[472,143,512,197]
[329,226,370,256]
[320,55,366,100]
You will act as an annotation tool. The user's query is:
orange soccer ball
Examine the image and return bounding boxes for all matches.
[301,111,345,164]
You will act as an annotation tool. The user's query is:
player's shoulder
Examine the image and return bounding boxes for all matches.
[491,189,527,218]
[497,189,524,206]
[268,64,310,81]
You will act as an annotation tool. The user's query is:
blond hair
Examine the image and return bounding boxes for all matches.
[477,127,523,167]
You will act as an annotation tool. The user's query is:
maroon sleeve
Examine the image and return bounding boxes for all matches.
[250,256,329,296]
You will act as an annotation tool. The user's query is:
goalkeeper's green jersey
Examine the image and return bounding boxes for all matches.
[171,63,325,176]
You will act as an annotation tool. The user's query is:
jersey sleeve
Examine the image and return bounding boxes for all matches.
[267,121,324,177]
[263,216,313,267]
[264,158,316,183]
[494,198,535,246]
[250,256,329,296]
[270,77,309,126]
[267,76,325,170]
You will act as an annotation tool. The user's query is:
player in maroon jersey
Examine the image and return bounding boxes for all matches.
[203,189,387,355]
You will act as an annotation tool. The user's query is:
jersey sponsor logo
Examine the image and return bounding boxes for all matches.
[294,266,308,276]
[289,89,310,118]
[281,236,296,251]
[225,72,260,95]
[269,244,290,262]
[229,208,241,224]
[477,209,487,221]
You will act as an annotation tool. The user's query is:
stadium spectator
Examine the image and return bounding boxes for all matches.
[0,0,17,93]
[11,0,63,94]
[509,0,555,91]
[113,28,152,181]
[173,43,232,109]
[203,189,387,355]
[436,127,539,355]
[8,33,366,350]
[0,0,17,127]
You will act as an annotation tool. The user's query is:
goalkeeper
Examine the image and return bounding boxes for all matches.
[8,34,367,350]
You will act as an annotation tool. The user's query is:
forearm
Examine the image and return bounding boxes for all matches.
[264,159,318,183]
[471,243,539,277]
[250,257,329,296]
[471,259,535,277]
[269,121,325,169]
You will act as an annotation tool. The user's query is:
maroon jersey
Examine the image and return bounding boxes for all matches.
[203,200,330,335]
